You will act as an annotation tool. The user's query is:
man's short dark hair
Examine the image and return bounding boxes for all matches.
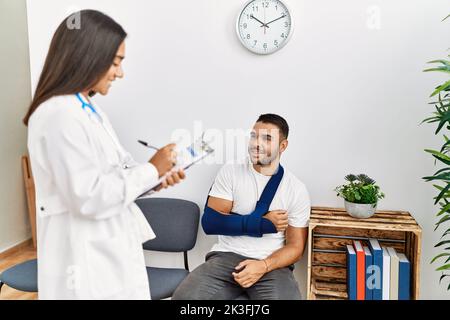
[256,114,289,140]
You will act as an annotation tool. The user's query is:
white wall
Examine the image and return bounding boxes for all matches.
[0,0,32,253]
[26,0,450,299]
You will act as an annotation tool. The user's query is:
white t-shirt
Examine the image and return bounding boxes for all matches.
[208,160,311,260]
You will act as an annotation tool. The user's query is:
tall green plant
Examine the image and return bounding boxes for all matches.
[422,14,450,290]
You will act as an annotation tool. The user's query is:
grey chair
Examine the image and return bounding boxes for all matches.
[136,197,200,300]
[0,259,38,294]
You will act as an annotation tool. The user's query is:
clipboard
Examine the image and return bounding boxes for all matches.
[138,135,215,197]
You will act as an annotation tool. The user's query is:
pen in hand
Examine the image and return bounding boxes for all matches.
[138,140,160,151]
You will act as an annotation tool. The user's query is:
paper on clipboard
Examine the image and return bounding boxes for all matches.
[139,134,214,198]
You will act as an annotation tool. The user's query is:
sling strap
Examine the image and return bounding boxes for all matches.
[202,165,284,238]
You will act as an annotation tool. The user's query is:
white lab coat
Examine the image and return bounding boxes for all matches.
[27,94,159,300]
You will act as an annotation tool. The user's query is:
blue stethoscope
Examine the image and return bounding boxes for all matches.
[75,93,132,169]
[75,93,103,123]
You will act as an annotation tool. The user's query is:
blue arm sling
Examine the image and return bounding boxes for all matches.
[202,165,284,237]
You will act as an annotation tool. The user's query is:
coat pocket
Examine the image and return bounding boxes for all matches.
[84,236,129,299]
[37,194,69,218]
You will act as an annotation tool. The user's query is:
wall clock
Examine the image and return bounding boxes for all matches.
[236,0,293,55]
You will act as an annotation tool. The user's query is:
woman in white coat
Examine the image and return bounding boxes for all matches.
[22,10,185,300]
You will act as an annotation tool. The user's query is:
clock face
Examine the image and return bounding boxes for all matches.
[236,0,293,55]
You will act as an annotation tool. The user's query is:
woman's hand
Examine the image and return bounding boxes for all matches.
[149,143,177,177]
[155,169,186,191]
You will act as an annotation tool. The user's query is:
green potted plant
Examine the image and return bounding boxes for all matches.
[422,14,450,290]
[334,174,385,219]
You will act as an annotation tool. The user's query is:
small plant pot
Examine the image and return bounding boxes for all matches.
[344,200,377,219]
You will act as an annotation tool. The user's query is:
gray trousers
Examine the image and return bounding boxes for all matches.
[172,251,301,300]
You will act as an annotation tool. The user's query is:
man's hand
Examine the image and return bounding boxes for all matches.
[232,259,267,288]
[263,210,288,232]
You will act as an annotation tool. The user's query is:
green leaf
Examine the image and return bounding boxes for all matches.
[436,102,449,115]
[435,240,450,247]
[436,264,450,271]
[423,172,450,182]
[433,184,447,191]
[432,185,450,198]
[435,112,450,134]
[433,167,450,176]
[421,117,440,125]
[433,154,450,166]
[435,215,450,231]
[424,67,450,74]
[427,59,450,65]
[440,139,450,153]
[437,204,450,217]
[435,183,450,205]
[440,274,449,284]
[431,80,450,97]
[441,228,450,238]
[431,253,450,264]
[425,149,450,163]
[428,98,450,105]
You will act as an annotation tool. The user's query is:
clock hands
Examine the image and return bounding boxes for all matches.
[260,14,287,27]
[249,12,288,35]
[250,14,269,28]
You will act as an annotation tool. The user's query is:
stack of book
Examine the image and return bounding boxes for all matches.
[346,239,410,300]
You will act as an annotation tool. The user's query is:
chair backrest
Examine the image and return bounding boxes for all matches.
[22,155,37,249]
[135,198,200,252]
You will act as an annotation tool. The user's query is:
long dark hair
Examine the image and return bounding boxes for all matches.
[23,10,127,126]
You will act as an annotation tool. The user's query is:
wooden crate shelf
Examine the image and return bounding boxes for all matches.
[307,206,422,300]
[311,279,348,300]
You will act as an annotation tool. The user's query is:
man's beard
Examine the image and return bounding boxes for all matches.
[256,158,272,166]
[249,146,279,166]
